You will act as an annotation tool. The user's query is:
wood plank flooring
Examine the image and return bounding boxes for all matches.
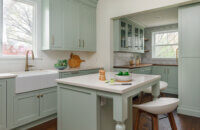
[29,94,200,130]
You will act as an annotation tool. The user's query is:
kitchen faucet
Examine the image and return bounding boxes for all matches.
[25,50,35,71]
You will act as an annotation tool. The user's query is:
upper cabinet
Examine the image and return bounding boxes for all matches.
[113,19,144,53]
[42,0,97,51]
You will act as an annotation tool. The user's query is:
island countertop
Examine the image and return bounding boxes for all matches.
[56,72,161,94]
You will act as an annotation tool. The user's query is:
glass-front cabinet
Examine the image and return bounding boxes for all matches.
[113,18,144,53]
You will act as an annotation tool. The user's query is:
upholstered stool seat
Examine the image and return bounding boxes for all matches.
[133,97,179,130]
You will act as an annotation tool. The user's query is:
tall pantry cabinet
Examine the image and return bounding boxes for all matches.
[178,3,200,117]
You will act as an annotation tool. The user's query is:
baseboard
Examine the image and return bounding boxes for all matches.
[177,106,200,118]
[14,114,57,130]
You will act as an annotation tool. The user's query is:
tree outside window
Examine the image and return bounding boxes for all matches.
[152,30,178,58]
[2,0,35,56]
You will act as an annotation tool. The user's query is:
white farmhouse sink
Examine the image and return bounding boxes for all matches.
[13,70,59,94]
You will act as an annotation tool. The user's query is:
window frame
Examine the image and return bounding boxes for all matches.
[152,30,178,59]
[0,0,41,59]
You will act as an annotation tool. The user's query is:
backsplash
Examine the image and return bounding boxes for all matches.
[0,51,97,73]
[114,52,141,66]
[142,24,178,65]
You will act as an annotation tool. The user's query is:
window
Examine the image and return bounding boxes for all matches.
[152,30,178,58]
[1,0,39,57]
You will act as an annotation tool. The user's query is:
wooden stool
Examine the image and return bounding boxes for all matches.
[138,81,168,103]
[133,97,179,130]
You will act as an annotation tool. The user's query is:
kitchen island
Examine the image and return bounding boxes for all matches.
[56,72,161,130]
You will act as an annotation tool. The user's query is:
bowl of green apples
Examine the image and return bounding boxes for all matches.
[54,59,68,70]
[115,71,132,82]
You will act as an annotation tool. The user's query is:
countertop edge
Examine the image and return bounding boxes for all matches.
[0,73,17,79]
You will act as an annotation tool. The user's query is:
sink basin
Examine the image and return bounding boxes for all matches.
[13,70,59,93]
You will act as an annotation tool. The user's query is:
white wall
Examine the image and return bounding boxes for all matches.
[0,0,197,73]
[94,0,198,70]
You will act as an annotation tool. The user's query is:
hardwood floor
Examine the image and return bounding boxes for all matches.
[29,94,200,130]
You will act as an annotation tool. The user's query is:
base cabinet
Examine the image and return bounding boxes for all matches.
[0,80,7,130]
[14,87,57,127]
[152,66,178,94]
[58,85,97,130]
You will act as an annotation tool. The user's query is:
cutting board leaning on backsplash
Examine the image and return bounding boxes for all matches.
[68,53,85,68]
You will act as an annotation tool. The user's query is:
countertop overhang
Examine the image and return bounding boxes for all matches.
[56,72,161,94]
[0,73,17,79]
[114,64,178,69]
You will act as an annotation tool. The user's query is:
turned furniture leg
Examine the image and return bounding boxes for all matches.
[168,112,177,130]
[152,115,158,130]
[115,122,126,130]
[134,109,141,130]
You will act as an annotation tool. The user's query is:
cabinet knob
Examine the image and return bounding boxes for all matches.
[40,94,44,98]
[37,95,40,98]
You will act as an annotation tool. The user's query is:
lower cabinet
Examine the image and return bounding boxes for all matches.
[14,87,57,127]
[152,66,178,94]
[0,80,7,130]
[58,85,97,130]
[60,69,99,78]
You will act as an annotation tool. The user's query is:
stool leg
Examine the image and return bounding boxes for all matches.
[138,92,144,104]
[152,115,158,130]
[168,112,177,130]
[134,109,141,130]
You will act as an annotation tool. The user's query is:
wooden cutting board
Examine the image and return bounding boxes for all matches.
[68,53,85,68]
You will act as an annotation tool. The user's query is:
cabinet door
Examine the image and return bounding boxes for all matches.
[179,4,200,58]
[58,86,97,130]
[0,80,6,130]
[79,3,96,51]
[152,66,167,82]
[165,66,178,94]
[14,91,40,127]
[63,0,80,50]
[50,0,63,49]
[40,87,57,118]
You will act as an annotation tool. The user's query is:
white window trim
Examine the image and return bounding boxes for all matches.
[152,30,178,59]
[0,0,42,59]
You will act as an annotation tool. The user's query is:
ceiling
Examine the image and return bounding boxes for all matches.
[126,7,178,28]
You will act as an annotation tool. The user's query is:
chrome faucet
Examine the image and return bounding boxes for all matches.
[25,50,35,71]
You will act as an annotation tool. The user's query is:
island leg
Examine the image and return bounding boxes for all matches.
[113,96,128,130]
[152,81,160,100]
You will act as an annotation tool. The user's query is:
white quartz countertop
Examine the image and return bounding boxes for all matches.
[56,72,161,94]
[0,73,17,79]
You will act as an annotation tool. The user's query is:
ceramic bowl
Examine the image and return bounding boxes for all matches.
[55,66,67,70]
[114,74,132,82]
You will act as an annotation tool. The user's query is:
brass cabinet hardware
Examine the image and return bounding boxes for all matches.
[40,94,44,98]
[79,39,81,48]
[37,95,40,98]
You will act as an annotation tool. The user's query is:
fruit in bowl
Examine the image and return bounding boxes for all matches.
[54,59,68,70]
[115,71,132,82]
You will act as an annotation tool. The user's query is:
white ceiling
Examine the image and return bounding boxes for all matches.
[126,7,178,28]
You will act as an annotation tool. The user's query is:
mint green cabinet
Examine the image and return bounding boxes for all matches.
[42,0,97,51]
[58,85,97,130]
[0,80,6,130]
[178,3,200,118]
[40,88,57,118]
[113,18,144,53]
[42,0,64,50]
[79,3,96,51]
[14,91,40,127]
[14,87,57,127]
[152,66,178,94]
[131,67,152,74]
[60,69,99,78]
